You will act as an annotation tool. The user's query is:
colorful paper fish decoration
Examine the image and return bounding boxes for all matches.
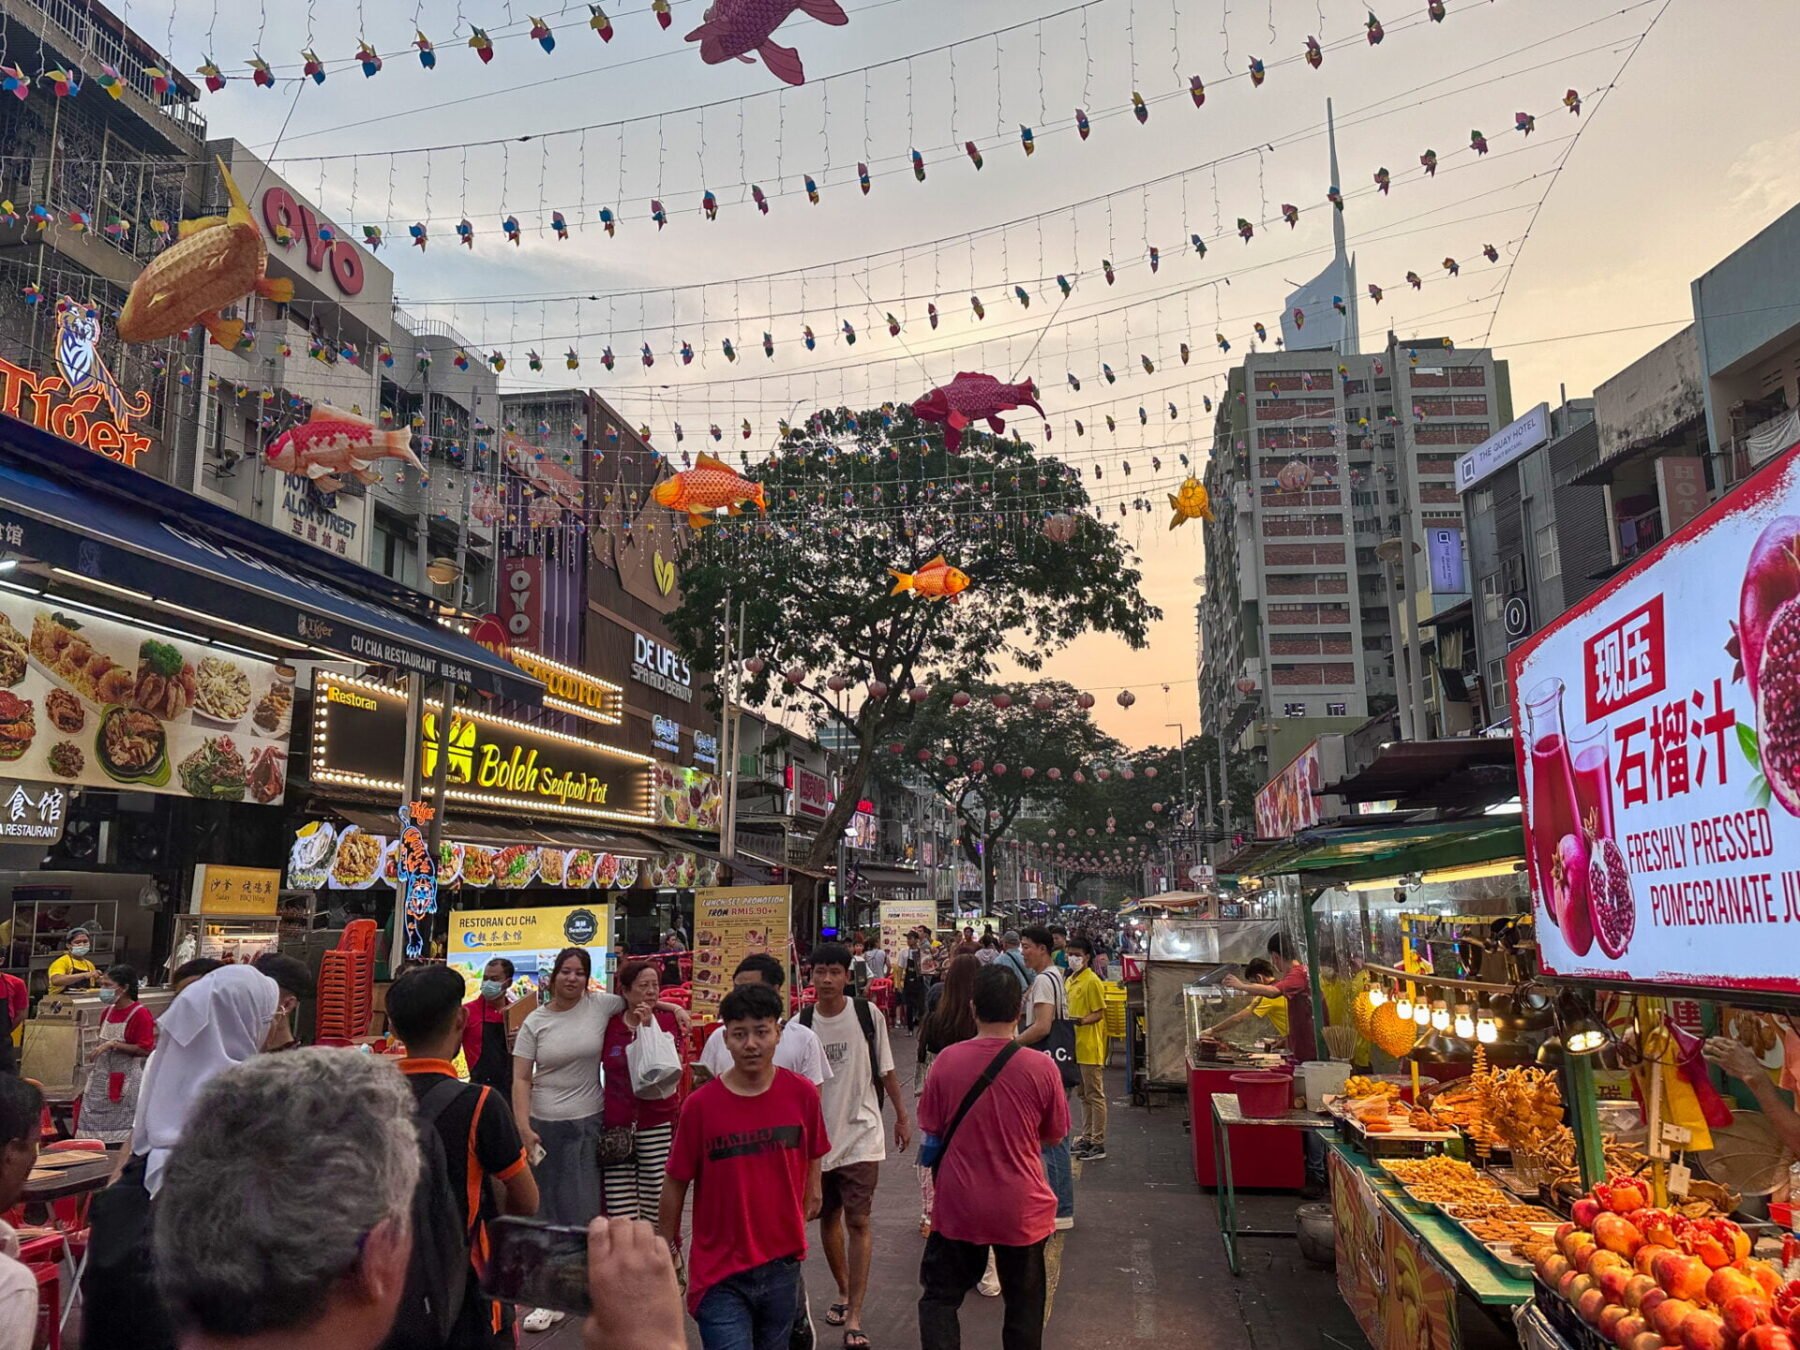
[652,0,673,29]
[1367,283,1383,304]
[857,162,871,193]
[650,199,667,228]
[356,42,382,76]
[1482,243,1499,263]
[197,60,224,92]
[1253,322,1267,342]
[683,0,849,88]
[1141,354,1154,374]
[93,63,124,97]
[1305,36,1323,68]
[887,313,902,336]
[722,339,737,362]
[20,285,41,305]
[103,214,129,238]
[653,452,766,528]
[1281,203,1299,228]
[144,65,170,94]
[1374,167,1391,194]
[590,6,614,40]
[409,222,428,249]
[1190,75,1205,107]
[267,405,421,492]
[66,209,90,232]
[911,149,926,181]
[1102,364,1115,384]
[1148,245,1160,273]
[468,28,494,63]
[1101,260,1116,286]
[751,185,769,214]
[965,141,983,170]
[842,321,856,344]
[641,343,655,368]
[1075,108,1090,139]
[888,555,969,601]
[970,295,985,320]
[1332,296,1346,315]
[530,17,555,52]
[564,349,579,370]
[1328,185,1344,211]
[1515,110,1535,136]
[1190,234,1208,259]
[456,219,474,248]
[1132,92,1148,124]
[802,175,819,205]
[740,419,752,440]
[911,373,1044,454]
[927,303,939,329]
[1420,149,1438,176]
[118,160,293,349]
[1020,125,1035,156]
[1443,256,1459,276]
[527,350,543,372]
[453,350,470,370]
[1405,270,1422,289]
[1428,0,1446,20]
[489,351,508,371]
[1105,415,1116,432]
[700,189,719,220]
[551,211,568,239]
[1248,57,1265,87]
[247,56,273,88]
[763,332,774,357]
[1179,343,1190,364]
[1366,11,1384,42]
[1237,217,1254,242]
[1073,420,1084,436]
[803,326,816,350]
[601,346,615,369]
[1067,372,1081,391]
[379,345,395,367]
[1216,333,1230,352]
[598,207,616,236]
[300,50,326,83]
[1564,88,1581,115]
[503,216,522,245]
[415,32,436,67]
[672,341,691,365]
[1469,129,1488,155]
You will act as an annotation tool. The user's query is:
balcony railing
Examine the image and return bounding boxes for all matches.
[20,0,205,143]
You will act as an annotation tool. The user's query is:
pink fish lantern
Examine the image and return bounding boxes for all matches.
[683,0,849,88]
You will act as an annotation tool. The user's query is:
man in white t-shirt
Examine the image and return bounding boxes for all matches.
[800,943,912,1348]
[1015,925,1075,1232]
[0,1074,42,1350]
[694,953,831,1087]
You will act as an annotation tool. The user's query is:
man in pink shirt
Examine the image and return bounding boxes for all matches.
[916,965,1069,1350]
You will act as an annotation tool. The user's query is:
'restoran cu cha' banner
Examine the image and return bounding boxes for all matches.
[1507,437,1800,993]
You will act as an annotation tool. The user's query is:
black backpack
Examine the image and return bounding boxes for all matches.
[800,998,884,1096]
[381,1078,472,1350]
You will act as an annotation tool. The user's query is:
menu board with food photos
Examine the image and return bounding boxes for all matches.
[655,763,723,832]
[691,885,792,1021]
[0,595,293,804]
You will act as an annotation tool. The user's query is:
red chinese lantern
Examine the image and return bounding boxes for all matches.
[991,762,1007,776]
[827,674,847,692]
[991,693,1013,710]
[866,680,889,699]
[1072,771,1086,784]
[743,656,766,675]
[1047,767,1062,780]
[1145,767,1158,780]
[1020,766,1036,780]
[908,685,931,702]
[783,666,805,685]
[969,759,985,774]
[943,753,958,768]
[1032,692,1054,711]
[1076,692,1095,709]
[951,691,971,708]
[1117,690,1137,708]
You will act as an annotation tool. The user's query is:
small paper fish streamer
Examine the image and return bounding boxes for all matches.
[1305,36,1322,68]
[1075,108,1090,139]
[1102,260,1115,285]
[1428,0,1446,20]
[1405,270,1422,289]
[927,304,938,329]
[1367,283,1383,304]
[804,175,819,204]
[1248,56,1265,87]
[601,346,615,369]
[598,207,616,236]
[1281,203,1299,228]
[415,31,436,67]
[589,6,614,41]
[1253,322,1267,342]
[641,343,655,367]
[503,216,522,245]
[1148,245,1160,273]
[1057,275,1072,297]
[650,199,667,228]
[1067,372,1081,391]
[1191,234,1207,257]
[456,219,474,248]
[911,149,926,181]
[752,185,769,214]
[1516,111,1535,136]
[763,331,774,357]
[295,50,322,84]
[1374,167,1391,194]
[1216,333,1230,352]
[965,141,983,170]
[197,60,224,92]
[679,340,695,365]
[566,349,580,370]
[1442,256,1459,276]
[702,190,719,220]
[530,17,555,52]
[248,56,274,89]
[652,0,672,29]
[356,41,382,76]
[841,320,856,345]
[1469,129,1488,156]
[886,313,901,336]
[1132,92,1148,124]
[409,222,428,249]
[1420,148,1438,176]
[1482,243,1499,263]
[527,350,543,372]
[858,162,871,193]
[1179,342,1190,364]
[803,326,816,350]
[1564,88,1581,115]
[1140,354,1154,374]
[1020,125,1035,156]
[1237,217,1254,243]
[1328,185,1344,211]
[1102,364,1115,384]
[1190,75,1205,107]
[722,339,737,362]
[552,211,568,240]
[1366,11,1384,43]
[1013,287,1029,309]
[468,28,494,62]
[970,295,985,320]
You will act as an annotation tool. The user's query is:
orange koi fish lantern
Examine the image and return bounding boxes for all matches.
[651,452,767,529]
[888,555,970,601]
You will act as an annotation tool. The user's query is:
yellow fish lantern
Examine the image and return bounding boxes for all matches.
[888,555,970,601]
[118,159,293,348]
[1168,476,1214,530]
[650,452,766,530]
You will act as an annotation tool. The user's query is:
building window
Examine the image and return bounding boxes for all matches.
[1327,701,1347,716]
[1487,660,1507,718]
[1283,702,1308,717]
[1480,570,1502,625]
[1535,523,1561,584]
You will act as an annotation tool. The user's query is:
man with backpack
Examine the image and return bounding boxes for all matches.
[386,964,540,1349]
[801,944,912,1350]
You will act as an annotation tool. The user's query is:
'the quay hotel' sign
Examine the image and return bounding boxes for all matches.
[310,672,654,825]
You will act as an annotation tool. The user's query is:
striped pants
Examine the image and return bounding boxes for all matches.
[601,1121,675,1224]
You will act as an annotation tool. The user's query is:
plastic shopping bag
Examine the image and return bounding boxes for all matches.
[627,1020,683,1099]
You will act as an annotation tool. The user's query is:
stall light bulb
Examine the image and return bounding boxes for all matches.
[1431,1001,1450,1032]
[1367,985,1387,1009]
[1453,1006,1475,1040]
[1476,1013,1499,1044]
[1412,1000,1431,1027]
[1394,994,1413,1021]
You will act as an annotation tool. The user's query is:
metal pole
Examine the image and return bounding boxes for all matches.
[1217,731,1232,842]
[1396,415,1431,738]
[390,674,425,974]
[717,586,734,857]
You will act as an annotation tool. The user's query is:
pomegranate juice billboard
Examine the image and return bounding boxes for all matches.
[1507,439,1800,993]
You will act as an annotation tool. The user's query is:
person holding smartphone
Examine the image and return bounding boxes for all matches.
[660,981,828,1350]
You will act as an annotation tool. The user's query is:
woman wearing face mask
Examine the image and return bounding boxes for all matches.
[74,964,156,1143]
[512,947,689,1334]
[81,963,282,1350]
[462,956,517,1092]
[47,926,100,993]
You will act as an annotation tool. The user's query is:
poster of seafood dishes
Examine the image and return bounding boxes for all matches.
[1507,435,1800,994]
[0,597,293,804]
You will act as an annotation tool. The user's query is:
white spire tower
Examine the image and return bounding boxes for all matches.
[1328,98,1361,356]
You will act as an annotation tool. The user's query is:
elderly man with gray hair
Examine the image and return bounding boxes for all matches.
[153,1048,421,1350]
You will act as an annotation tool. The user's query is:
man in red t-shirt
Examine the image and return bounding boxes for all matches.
[1224,932,1316,1061]
[916,965,1070,1350]
[661,980,828,1350]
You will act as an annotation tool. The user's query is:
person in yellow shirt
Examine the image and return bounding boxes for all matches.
[47,929,100,993]
[1066,938,1111,1161]
[1203,958,1289,1040]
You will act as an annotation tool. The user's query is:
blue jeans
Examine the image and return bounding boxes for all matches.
[1042,1136,1074,1222]
[696,1256,803,1350]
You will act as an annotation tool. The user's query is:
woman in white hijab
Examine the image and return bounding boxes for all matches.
[83,963,281,1350]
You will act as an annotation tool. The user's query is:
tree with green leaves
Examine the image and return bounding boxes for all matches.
[870,679,1119,908]
[664,407,1159,933]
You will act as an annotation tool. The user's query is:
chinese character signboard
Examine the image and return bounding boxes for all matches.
[692,886,791,1021]
[274,476,367,562]
[0,594,292,805]
[1507,437,1800,992]
[192,864,281,915]
[787,764,834,820]
[0,778,66,842]
[447,903,611,986]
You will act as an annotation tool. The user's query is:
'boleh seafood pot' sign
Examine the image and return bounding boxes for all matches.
[1507,435,1800,993]
[310,672,654,825]
[0,594,292,804]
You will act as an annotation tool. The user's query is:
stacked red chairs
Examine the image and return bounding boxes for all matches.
[315,920,378,1046]
[658,984,691,1009]
[865,977,895,1024]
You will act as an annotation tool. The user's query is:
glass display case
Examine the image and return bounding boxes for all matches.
[1182,967,1284,1053]
[1143,918,1284,1086]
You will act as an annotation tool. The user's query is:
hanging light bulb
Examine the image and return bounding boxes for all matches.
[1475,1011,1499,1044]
[1431,1000,1451,1032]
[1412,999,1430,1027]
[1393,992,1413,1021]
[1367,983,1387,1009]
[1453,1004,1475,1040]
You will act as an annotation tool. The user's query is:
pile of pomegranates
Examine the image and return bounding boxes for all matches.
[1524,1176,1798,1350]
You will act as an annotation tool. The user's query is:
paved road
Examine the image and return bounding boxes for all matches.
[538,1027,1375,1349]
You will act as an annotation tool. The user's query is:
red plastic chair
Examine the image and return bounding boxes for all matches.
[866,978,895,1025]
[658,986,691,1009]
[28,1261,60,1350]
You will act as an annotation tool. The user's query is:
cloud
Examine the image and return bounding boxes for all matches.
[1724,130,1800,224]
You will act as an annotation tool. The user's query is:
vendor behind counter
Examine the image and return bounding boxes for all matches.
[47,928,100,994]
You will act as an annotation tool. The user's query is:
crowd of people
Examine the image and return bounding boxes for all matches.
[4,916,1120,1350]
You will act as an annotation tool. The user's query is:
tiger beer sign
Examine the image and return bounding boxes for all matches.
[0,301,154,467]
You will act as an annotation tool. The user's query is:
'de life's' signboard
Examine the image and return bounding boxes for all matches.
[310,672,653,826]
[1507,436,1800,993]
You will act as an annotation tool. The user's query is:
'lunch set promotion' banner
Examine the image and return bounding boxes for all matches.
[1508,436,1800,993]
[692,885,791,1021]
[879,899,936,973]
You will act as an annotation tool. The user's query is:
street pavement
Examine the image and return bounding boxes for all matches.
[538,1026,1392,1350]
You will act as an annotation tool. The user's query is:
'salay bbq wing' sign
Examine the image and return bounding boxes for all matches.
[1507,436,1800,993]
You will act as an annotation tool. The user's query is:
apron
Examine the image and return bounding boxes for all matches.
[78,1004,150,1143]
[471,1013,512,1093]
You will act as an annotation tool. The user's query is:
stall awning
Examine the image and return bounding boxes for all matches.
[1323,738,1518,810]
[326,805,650,855]
[1229,817,1524,884]
[0,414,541,703]
[857,865,925,890]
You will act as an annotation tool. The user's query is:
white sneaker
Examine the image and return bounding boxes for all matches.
[979,1251,1001,1297]
[522,1308,565,1333]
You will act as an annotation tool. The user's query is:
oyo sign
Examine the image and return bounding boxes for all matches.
[502,557,543,650]
[260,186,365,298]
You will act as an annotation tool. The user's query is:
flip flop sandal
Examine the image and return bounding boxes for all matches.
[825,1304,850,1327]
[844,1333,871,1349]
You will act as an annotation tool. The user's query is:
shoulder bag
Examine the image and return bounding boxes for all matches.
[1027,970,1081,1090]
[918,1042,1023,1174]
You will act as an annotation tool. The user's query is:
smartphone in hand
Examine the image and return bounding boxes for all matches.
[482,1216,591,1315]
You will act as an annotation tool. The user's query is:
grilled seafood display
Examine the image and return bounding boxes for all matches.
[31,613,136,705]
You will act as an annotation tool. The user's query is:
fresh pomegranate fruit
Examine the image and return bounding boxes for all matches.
[1737,518,1800,704]
[1554,831,1595,955]
[1588,833,1637,958]
[1757,596,1800,817]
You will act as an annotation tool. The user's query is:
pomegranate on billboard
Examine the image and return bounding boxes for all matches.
[1507,438,1800,993]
